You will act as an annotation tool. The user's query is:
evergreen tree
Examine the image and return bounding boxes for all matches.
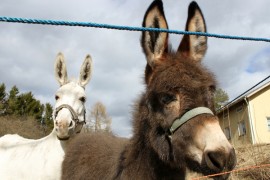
[44,103,54,130]
[30,100,44,120]
[3,84,53,128]
[0,83,7,114]
[6,85,19,115]
[214,88,229,110]
[16,92,44,120]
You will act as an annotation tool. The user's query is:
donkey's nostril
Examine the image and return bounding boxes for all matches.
[69,121,73,127]
[205,150,225,171]
[55,121,58,126]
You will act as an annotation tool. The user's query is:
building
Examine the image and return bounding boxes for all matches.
[217,80,270,147]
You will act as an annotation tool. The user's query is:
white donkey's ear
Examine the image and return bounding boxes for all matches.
[79,54,92,88]
[55,52,68,86]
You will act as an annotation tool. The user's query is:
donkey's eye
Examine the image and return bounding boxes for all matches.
[55,95,60,100]
[160,94,176,104]
[79,97,86,103]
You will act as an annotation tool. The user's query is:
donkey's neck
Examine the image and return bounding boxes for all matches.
[47,129,70,151]
[119,135,185,179]
[119,96,186,179]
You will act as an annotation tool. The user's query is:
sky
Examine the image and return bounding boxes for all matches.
[0,0,270,137]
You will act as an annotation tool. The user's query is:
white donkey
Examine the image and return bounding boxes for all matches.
[0,52,92,180]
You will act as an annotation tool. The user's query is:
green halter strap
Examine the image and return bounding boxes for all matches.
[169,107,214,135]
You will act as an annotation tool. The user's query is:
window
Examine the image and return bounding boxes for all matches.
[267,117,270,131]
[238,121,246,136]
[236,106,243,113]
[224,127,231,140]
[223,112,228,119]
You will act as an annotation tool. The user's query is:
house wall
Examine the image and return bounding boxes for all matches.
[218,101,252,148]
[248,85,270,144]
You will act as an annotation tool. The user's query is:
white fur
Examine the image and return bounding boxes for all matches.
[0,53,92,180]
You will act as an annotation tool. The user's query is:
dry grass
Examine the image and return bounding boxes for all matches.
[1,116,269,179]
[0,115,51,139]
[230,144,270,180]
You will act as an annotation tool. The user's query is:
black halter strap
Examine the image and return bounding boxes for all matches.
[54,104,86,133]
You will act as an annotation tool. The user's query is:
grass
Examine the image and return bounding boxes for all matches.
[186,144,270,180]
[0,115,51,139]
[1,116,269,179]
[230,144,270,180]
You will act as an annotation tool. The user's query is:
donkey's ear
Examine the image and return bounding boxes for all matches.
[178,1,207,62]
[79,54,92,88]
[141,0,169,70]
[55,52,68,86]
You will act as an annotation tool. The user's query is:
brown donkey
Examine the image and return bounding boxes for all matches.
[62,1,236,179]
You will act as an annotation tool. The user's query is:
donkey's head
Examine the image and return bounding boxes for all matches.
[53,53,92,140]
[141,0,236,178]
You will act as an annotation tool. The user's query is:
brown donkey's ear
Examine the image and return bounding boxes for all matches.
[178,1,207,62]
[141,0,168,84]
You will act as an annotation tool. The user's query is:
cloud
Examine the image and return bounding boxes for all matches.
[0,0,270,137]
[246,47,270,73]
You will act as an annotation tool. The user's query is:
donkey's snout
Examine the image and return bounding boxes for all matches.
[55,119,74,129]
[227,148,237,170]
[55,120,66,128]
[68,121,74,128]
[54,119,74,140]
[204,147,236,173]
[205,150,225,171]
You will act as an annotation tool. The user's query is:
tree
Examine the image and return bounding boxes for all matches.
[16,92,34,116]
[0,83,7,114]
[5,86,45,122]
[2,84,53,128]
[29,99,44,121]
[88,102,112,132]
[214,88,229,110]
[43,103,54,130]
[6,85,19,115]
[15,92,43,120]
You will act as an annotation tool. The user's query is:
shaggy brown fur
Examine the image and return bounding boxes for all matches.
[62,1,236,180]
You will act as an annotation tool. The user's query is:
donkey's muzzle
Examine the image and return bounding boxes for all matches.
[204,147,236,179]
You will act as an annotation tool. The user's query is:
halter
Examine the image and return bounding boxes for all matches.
[169,107,214,135]
[54,104,86,133]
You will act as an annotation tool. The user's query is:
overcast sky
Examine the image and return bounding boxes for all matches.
[0,0,270,137]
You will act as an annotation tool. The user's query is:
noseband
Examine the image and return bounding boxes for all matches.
[54,104,86,133]
[169,107,214,135]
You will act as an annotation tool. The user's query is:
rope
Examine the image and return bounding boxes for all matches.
[1,16,270,42]
[191,163,270,180]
